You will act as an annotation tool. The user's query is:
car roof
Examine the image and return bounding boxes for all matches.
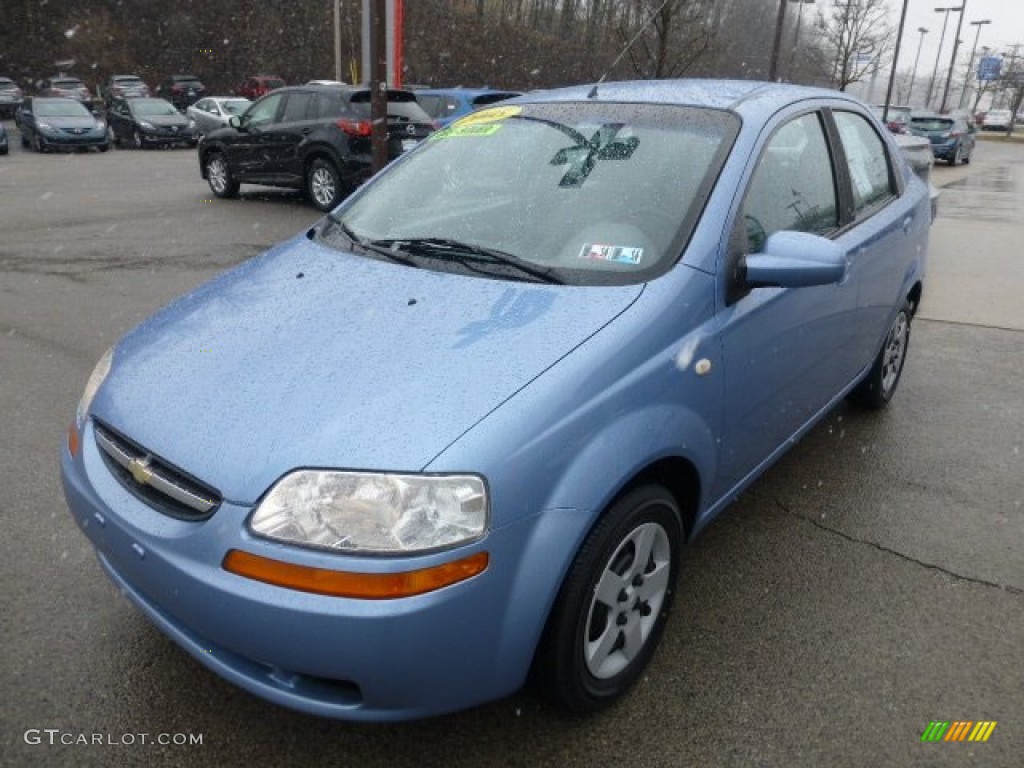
[514,79,866,122]
[416,87,521,98]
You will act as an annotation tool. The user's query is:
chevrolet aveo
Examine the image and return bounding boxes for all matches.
[62,80,929,721]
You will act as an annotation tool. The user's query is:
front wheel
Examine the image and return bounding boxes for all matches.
[132,129,144,149]
[533,484,683,713]
[848,301,912,409]
[204,152,239,198]
[306,158,344,212]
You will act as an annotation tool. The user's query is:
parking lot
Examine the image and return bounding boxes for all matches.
[1,123,1022,767]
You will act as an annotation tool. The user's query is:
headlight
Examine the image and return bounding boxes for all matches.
[138,120,154,130]
[77,347,113,429]
[250,471,488,554]
[36,121,53,131]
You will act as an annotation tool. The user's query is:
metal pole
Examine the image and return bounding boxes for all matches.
[882,0,910,123]
[787,0,814,81]
[371,0,388,173]
[958,19,991,109]
[768,0,788,82]
[926,7,960,110]
[333,0,342,82]
[907,27,928,105]
[939,1,967,113]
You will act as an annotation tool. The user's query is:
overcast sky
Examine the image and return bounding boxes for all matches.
[886,0,1024,74]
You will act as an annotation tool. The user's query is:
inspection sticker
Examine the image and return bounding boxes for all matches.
[430,123,502,140]
[578,243,644,264]
[453,105,522,127]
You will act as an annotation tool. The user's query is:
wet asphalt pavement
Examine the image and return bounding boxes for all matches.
[1,127,1021,767]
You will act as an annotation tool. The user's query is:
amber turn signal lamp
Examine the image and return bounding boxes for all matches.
[222,549,489,599]
[67,422,80,457]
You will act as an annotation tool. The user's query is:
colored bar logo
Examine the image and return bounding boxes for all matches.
[921,721,997,742]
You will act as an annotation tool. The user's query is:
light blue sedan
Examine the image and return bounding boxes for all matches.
[61,80,929,721]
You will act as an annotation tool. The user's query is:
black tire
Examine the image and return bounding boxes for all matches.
[98,142,109,153]
[848,300,912,409]
[533,484,683,713]
[305,157,344,212]
[949,145,961,166]
[132,129,144,150]
[20,131,29,148]
[204,152,240,198]
[31,132,45,153]
[0,145,7,156]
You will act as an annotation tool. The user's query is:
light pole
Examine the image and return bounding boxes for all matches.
[907,27,928,105]
[926,6,963,110]
[769,0,789,81]
[939,1,968,113]
[958,19,991,108]
[882,0,910,123]
[786,0,815,81]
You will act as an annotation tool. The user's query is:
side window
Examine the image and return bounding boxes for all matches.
[833,111,895,215]
[280,92,313,123]
[743,112,838,252]
[312,92,342,119]
[246,93,284,127]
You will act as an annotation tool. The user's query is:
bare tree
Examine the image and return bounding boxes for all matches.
[815,0,892,91]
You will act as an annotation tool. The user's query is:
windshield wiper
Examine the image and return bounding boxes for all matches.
[320,214,417,267]
[368,237,563,284]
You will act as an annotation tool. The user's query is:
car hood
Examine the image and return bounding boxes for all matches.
[94,235,643,504]
[43,115,98,129]
[139,114,189,127]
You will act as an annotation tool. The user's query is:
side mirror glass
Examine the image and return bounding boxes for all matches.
[229,115,244,130]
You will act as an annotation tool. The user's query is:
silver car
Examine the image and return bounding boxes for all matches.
[186,96,251,136]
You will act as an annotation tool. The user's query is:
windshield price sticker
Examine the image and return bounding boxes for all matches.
[430,124,502,140]
[453,106,523,128]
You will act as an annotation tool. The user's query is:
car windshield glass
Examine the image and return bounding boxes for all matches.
[329,102,738,286]
[222,99,249,114]
[52,80,83,88]
[912,118,953,131]
[35,100,90,117]
[134,99,179,116]
[0,82,18,91]
[265,79,286,89]
[115,77,144,86]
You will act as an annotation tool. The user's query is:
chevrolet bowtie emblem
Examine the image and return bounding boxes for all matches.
[128,456,154,486]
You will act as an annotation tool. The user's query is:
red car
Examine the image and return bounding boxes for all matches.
[235,75,286,100]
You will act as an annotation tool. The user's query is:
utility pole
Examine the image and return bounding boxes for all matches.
[959,19,991,108]
[882,0,910,123]
[907,27,928,105]
[939,0,968,113]
[333,1,343,82]
[768,0,788,82]
[371,0,387,173]
[926,6,962,110]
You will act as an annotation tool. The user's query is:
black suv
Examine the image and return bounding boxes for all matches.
[156,75,206,110]
[198,85,435,211]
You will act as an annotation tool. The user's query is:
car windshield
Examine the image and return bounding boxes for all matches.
[114,77,144,86]
[330,102,738,286]
[0,81,17,91]
[911,118,953,131]
[35,100,90,117]
[264,78,285,89]
[221,99,249,114]
[134,99,180,116]
[53,80,84,89]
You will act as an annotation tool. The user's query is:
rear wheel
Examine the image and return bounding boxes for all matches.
[205,152,239,198]
[848,300,912,409]
[306,158,344,212]
[534,484,683,713]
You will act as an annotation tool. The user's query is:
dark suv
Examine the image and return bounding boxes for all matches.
[156,75,206,110]
[198,84,435,211]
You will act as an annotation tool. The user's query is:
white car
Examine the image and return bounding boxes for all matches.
[982,109,1012,131]
[186,96,251,136]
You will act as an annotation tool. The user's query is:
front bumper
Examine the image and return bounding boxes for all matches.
[37,129,107,149]
[138,127,197,145]
[61,419,575,720]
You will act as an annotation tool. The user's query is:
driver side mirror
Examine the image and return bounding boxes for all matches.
[229,114,246,130]
[744,230,847,288]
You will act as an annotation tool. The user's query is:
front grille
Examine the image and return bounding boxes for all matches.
[94,421,221,521]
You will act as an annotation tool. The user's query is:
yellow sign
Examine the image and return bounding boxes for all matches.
[453,106,522,128]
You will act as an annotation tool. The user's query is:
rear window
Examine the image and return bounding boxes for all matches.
[114,77,144,85]
[912,118,953,131]
[471,93,519,107]
[349,90,432,122]
[265,78,286,89]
